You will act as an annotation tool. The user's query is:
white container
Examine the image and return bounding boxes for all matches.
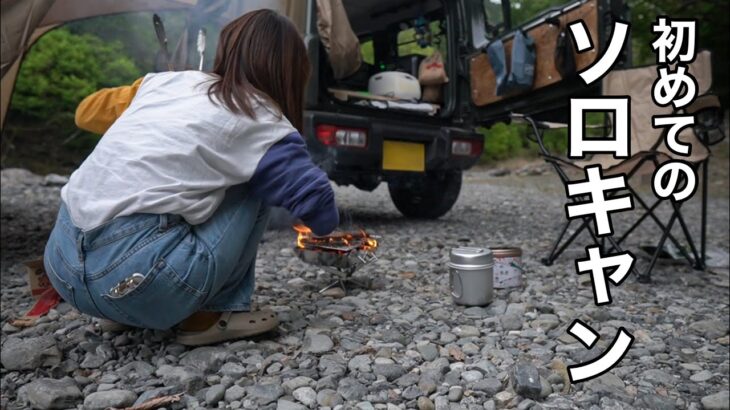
[491,247,523,288]
[368,71,421,100]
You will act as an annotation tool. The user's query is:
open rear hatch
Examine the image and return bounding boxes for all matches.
[314,0,457,119]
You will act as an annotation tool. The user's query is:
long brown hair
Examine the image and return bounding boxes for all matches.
[208,9,310,132]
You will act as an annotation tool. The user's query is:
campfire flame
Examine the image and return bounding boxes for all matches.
[294,224,378,253]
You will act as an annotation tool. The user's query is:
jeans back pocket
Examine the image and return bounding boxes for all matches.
[99,255,208,330]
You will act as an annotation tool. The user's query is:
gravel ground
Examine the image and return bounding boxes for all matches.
[1,165,728,410]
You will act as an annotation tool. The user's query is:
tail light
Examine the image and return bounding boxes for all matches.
[316,124,368,148]
[451,139,483,157]
[315,125,337,146]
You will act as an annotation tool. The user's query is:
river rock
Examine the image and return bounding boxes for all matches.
[701,391,730,410]
[1,336,61,370]
[247,383,284,405]
[303,334,334,353]
[19,378,81,409]
[83,390,137,410]
[511,362,542,400]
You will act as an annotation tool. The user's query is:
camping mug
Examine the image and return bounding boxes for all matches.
[448,247,493,306]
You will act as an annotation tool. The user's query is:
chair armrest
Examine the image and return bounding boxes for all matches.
[685,94,726,146]
[510,113,568,130]
[685,94,721,115]
[510,113,573,160]
[685,94,722,114]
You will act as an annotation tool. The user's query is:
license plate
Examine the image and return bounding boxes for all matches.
[382,141,425,172]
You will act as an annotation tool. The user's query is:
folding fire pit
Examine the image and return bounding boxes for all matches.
[293,225,379,293]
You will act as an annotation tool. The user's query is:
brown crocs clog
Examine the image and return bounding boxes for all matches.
[175,309,279,346]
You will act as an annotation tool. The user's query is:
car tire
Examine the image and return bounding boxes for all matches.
[388,171,462,219]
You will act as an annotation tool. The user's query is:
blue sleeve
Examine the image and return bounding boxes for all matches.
[248,132,339,236]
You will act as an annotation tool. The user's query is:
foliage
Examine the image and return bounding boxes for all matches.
[508,0,568,28]
[3,28,142,173]
[9,11,188,126]
[361,21,446,68]
[396,21,447,58]
[67,11,188,73]
[2,11,215,174]
[479,124,569,163]
[10,28,140,124]
[479,112,611,162]
[479,123,524,161]
[628,0,728,64]
[361,41,375,65]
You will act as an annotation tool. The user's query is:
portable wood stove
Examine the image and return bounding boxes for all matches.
[293,225,379,293]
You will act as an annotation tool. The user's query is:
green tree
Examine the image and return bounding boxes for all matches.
[479,123,524,161]
[627,0,729,105]
[67,11,188,73]
[11,28,141,124]
[509,0,567,28]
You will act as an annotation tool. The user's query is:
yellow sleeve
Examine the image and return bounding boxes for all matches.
[74,77,145,134]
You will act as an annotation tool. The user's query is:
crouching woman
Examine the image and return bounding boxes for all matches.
[44,10,338,346]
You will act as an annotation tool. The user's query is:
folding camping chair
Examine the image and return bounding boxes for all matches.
[515,50,726,283]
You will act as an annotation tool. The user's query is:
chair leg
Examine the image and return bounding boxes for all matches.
[590,226,644,283]
[647,157,703,270]
[613,195,661,247]
[669,200,703,270]
[543,219,572,266]
[543,213,644,283]
[637,211,680,283]
[637,271,652,284]
[542,191,594,265]
[544,217,596,265]
[622,190,696,266]
[701,159,709,267]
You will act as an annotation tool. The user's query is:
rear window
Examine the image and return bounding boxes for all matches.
[509,0,569,28]
[482,0,505,38]
[361,40,375,65]
[396,21,447,58]
[359,20,447,69]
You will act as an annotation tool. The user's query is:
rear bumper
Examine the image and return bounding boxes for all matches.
[303,110,482,184]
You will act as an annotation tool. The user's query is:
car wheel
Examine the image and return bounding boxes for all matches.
[388,171,462,219]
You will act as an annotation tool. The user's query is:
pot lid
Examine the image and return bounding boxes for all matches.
[490,247,522,257]
[450,247,492,266]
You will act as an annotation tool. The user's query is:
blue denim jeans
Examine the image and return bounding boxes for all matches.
[44,184,270,330]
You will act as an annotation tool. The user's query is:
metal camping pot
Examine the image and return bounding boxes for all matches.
[491,247,523,288]
[448,247,493,306]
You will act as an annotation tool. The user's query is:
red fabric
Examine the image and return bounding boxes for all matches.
[26,287,61,317]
